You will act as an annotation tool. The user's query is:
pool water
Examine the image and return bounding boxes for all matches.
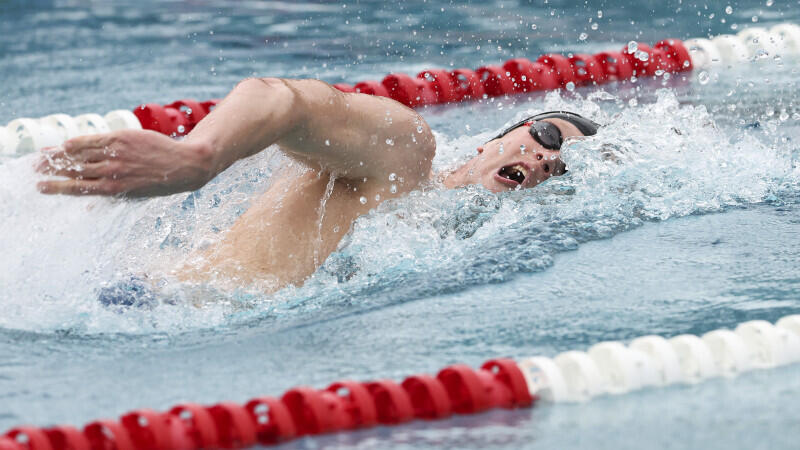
[1,1,799,448]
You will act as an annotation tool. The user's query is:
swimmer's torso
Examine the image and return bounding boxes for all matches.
[177,165,406,292]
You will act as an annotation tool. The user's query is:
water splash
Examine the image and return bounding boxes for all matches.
[0,90,796,335]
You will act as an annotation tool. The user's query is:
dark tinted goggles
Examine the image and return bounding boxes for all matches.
[527,121,563,150]
[491,111,600,146]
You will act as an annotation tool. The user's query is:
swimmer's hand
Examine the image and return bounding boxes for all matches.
[35,129,213,197]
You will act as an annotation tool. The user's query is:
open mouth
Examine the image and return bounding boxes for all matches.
[495,163,530,187]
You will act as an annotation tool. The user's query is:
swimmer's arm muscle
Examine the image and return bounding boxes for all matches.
[186,77,436,187]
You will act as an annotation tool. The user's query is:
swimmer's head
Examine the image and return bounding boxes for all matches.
[443,111,599,192]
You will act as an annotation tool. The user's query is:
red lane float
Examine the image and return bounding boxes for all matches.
[536,54,578,87]
[595,51,634,81]
[1,359,533,450]
[568,54,605,85]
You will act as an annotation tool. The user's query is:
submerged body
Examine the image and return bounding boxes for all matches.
[36,78,591,293]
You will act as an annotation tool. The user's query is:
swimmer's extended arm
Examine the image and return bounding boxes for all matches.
[36,77,435,197]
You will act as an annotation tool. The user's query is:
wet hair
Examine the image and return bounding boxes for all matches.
[490,110,600,141]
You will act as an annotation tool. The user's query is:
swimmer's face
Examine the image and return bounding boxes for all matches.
[444,118,585,192]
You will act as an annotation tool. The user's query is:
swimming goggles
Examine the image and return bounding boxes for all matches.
[490,111,600,150]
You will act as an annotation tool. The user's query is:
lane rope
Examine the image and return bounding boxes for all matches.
[3,22,798,156]
[2,315,798,449]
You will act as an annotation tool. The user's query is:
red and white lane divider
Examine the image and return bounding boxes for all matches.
[2,22,797,157]
[1,315,798,450]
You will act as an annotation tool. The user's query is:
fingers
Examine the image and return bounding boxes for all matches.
[37,179,116,196]
[63,134,114,153]
[37,160,114,179]
[35,145,112,175]
[39,133,114,163]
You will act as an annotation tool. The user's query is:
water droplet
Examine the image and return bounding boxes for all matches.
[627,41,638,53]
[597,10,603,18]
[636,51,649,62]
[565,81,576,91]
[519,144,526,153]
[498,143,504,154]
[628,98,638,107]
[324,139,330,146]
[591,23,599,30]
[177,125,185,133]
[390,184,397,193]
[725,5,733,14]
[751,15,758,22]
[385,138,394,145]
[550,154,557,160]
[374,194,381,201]
[579,32,588,41]
[359,196,367,204]
[698,71,710,84]
[416,125,423,133]
[779,111,789,121]
[766,0,774,6]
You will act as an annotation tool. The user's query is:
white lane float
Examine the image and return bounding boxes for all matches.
[520,315,800,403]
[104,110,142,131]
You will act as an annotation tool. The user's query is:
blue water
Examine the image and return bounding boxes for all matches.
[1,1,800,448]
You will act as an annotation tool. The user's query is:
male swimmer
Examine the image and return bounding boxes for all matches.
[35,78,598,299]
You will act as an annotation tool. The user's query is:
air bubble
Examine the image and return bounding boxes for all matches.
[597,10,603,18]
[324,139,330,146]
[416,125,423,133]
[579,33,588,41]
[591,23,599,30]
[389,172,397,181]
[385,138,394,145]
[359,196,367,204]
[766,0,774,6]
[390,184,397,193]
[627,41,638,53]
[374,194,381,201]
[519,144,526,153]
[725,5,733,14]
[565,81,576,91]
[698,71,710,84]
